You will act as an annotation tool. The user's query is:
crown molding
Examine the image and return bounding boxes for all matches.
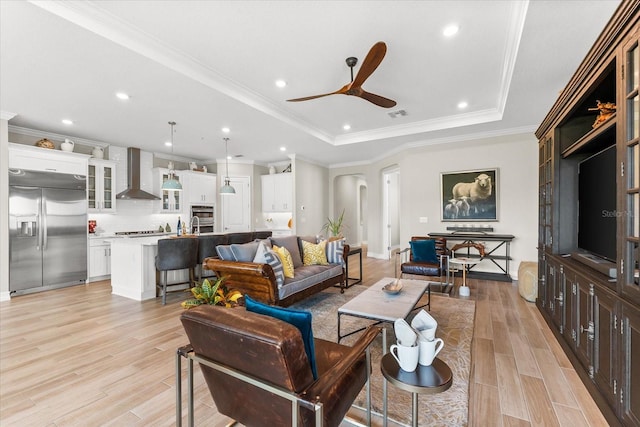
[1,111,17,121]
[28,0,529,148]
[496,1,529,115]
[329,124,537,169]
[334,108,503,146]
[29,0,333,145]
[8,125,110,148]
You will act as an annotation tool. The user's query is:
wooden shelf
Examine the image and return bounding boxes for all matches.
[562,113,616,157]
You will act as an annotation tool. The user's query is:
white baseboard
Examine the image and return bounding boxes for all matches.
[0,291,10,302]
[366,251,388,260]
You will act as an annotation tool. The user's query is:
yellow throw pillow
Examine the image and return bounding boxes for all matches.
[302,240,328,266]
[273,245,295,278]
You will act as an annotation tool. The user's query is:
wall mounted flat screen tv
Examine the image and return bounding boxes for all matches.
[578,144,617,262]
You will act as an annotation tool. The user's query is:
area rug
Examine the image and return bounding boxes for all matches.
[291,286,475,427]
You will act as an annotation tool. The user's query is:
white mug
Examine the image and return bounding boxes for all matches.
[390,342,419,372]
[418,337,444,366]
[411,309,438,342]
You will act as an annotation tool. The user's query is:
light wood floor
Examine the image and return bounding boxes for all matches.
[0,255,608,426]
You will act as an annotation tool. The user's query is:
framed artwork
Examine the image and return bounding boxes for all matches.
[441,168,498,221]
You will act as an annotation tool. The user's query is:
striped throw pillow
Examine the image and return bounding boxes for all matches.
[325,239,345,265]
[254,243,285,288]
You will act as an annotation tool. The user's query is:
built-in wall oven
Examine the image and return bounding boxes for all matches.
[191,205,214,233]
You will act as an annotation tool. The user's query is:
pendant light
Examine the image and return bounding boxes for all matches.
[162,121,182,191]
[220,137,236,195]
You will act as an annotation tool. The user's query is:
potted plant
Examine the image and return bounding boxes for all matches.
[181,276,243,309]
[322,209,345,238]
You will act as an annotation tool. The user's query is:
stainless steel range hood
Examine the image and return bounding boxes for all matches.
[116,148,160,200]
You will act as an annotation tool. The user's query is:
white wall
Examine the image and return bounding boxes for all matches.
[294,157,329,237]
[330,132,538,279]
[333,175,360,243]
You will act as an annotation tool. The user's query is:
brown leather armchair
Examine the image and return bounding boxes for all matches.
[397,236,451,293]
[179,305,380,427]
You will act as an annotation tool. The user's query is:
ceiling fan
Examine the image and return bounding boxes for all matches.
[287,41,397,108]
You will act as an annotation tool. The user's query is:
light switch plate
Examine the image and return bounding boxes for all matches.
[419,217,428,223]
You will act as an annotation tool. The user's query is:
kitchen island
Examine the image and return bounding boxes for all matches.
[110,235,190,301]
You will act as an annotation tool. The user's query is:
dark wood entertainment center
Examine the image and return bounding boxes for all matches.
[536,2,639,426]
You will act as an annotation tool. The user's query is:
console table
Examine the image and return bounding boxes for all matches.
[428,232,515,282]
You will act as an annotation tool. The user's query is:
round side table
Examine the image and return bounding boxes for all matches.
[380,353,453,427]
[448,256,476,297]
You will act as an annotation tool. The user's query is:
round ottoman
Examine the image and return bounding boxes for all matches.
[518,261,538,302]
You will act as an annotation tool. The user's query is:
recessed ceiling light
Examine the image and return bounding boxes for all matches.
[222,127,230,133]
[62,119,73,125]
[443,24,459,37]
[165,141,172,147]
[116,92,130,100]
[280,146,286,152]
[275,79,287,88]
[343,124,351,130]
[457,101,468,109]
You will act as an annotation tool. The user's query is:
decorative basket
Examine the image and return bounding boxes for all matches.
[35,138,55,149]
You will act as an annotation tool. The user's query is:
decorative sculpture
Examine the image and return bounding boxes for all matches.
[588,100,616,128]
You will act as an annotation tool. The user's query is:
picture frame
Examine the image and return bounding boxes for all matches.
[440,168,498,221]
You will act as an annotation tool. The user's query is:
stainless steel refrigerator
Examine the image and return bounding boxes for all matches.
[9,169,87,294]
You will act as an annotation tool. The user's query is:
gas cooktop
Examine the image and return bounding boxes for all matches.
[115,230,168,236]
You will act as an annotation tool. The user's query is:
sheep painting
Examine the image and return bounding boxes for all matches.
[441,169,498,220]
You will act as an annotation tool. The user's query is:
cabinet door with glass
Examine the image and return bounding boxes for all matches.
[622,31,640,304]
[154,168,182,212]
[88,159,116,213]
[539,134,554,251]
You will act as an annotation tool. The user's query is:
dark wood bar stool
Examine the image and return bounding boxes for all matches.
[155,238,199,305]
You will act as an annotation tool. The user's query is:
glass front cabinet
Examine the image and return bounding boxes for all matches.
[623,30,640,304]
[87,159,116,213]
[153,168,182,213]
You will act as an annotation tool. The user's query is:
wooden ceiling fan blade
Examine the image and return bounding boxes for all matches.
[358,90,397,108]
[351,41,387,88]
[287,93,335,102]
[287,86,348,102]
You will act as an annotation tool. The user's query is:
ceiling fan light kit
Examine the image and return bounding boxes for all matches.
[286,41,397,108]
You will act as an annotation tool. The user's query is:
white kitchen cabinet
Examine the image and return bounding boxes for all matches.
[9,142,89,175]
[153,168,183,212]
[88,159,116,213]
[261,173,292,212]
[89,239,111,281]
[183,171,216,205]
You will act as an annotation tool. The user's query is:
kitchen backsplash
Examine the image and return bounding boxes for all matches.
[261,212,293,230]
[89,200,184,234]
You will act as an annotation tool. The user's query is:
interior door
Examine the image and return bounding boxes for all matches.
[383,169,400,259]
[221,176,251,232]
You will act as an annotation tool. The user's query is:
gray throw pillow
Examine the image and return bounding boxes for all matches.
[270,235,303,268]
[216,244,235,261]
[231,241,260,262]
